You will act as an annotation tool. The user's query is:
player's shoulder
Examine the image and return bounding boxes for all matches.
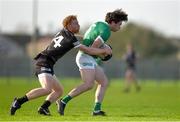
[94,21,109,28]
[55,28,75,39]
[95,21,111,39]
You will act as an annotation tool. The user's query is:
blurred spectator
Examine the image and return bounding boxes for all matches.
[122,43,141,92]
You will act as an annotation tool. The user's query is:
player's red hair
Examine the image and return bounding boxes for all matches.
[62,15,77,29]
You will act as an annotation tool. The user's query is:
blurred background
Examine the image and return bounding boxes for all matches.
[0,0,179,82]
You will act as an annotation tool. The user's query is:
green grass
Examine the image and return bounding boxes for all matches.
[0,77,180,121]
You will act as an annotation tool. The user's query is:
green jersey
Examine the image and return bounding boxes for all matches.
[83,21,111,46]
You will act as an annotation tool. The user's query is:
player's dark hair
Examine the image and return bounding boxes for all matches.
[105,9,128,24]
[62,15,77,29]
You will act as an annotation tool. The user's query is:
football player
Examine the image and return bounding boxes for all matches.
[10,15,112,116]
[58,9,128,116]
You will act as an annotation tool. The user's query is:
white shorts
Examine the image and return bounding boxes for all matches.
[76,51,97,70]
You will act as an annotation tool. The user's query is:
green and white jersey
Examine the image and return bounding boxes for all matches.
[83,21,111,47]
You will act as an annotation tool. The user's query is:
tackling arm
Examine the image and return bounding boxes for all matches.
[78,44,111,56]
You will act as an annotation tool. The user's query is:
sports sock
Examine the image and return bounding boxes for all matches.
[17,95,29,105]
[41,100,51,109]
[61,95,72,104]
[94,102,101,112]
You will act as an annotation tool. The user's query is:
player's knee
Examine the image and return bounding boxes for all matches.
[101,80,109,88]
[86,85,94,90]
[56,90,63,97]
[55,87,64,97]
[85,82,94,90]
[43,88,52,94]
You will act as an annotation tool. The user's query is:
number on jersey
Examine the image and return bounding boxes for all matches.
[53,36,64,48]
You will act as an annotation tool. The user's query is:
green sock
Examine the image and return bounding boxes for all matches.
[94,102,101,112]
[61,95,72,104]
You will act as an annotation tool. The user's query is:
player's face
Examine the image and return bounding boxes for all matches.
[110,21,122,32]
[69,19,80,33]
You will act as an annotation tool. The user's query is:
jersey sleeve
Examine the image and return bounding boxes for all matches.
[73,40,81,48]
[99,24,111,42]
[94,35,105,44]
[82,22,111,47]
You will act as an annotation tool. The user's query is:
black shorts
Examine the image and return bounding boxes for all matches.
[35,65,54,77]
[34,53,55,77]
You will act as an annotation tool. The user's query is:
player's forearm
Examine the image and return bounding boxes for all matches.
[87,47,106,55]
[79,45,105,55]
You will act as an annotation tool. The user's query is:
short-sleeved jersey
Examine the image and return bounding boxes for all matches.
[34,28,80,67]
[83,21,111,47]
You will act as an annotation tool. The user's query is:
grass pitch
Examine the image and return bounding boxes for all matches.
[0,77,180,121]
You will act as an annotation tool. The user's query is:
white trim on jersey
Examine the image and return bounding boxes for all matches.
[73,40,81,48]
[74,44,82,48]
[94,35,105,44]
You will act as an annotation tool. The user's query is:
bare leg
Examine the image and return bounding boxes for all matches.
[57,69,96,115]
[10,73,63,116]
[95,66,109,103]
[131,71,141,91]
[26,74,63,102]
[124,69,133,92]
[68,69,96,98]
[45,75,63,102]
